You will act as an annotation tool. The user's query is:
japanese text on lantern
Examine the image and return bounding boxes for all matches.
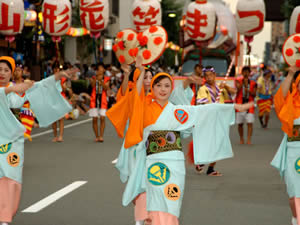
[43,3,70,33]
[187,9,208,39]
[80,0,105,30]
[132,6,159,31]
[0,3,21,32]
[238,10,264,33]
[296,14,300,33]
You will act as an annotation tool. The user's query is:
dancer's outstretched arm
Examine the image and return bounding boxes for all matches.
[281,66,298,98]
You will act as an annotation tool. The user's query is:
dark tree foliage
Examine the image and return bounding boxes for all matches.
[161,0,184,44]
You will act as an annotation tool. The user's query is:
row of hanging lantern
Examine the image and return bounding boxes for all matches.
[0,0,109,42]
[1,0,300,58]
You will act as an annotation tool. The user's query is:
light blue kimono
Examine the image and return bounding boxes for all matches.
[122,102,235,218]
[115,81,194,183]
[271,117,300,198]
[0,76,72,184]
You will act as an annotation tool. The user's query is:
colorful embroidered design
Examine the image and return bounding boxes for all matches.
[148,162,170,186]
[157,137,166,147]
[295,158,300,174]
[7,152,20,167]
[166,132,176,144]
[146,131,182,156]
[164,183,181,201]
[174,109,189,124]
[176,138,182,148]
[0,143,12,154]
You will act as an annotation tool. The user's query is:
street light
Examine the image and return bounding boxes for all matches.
[166,11,177,18]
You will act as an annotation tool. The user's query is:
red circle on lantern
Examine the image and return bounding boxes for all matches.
[127,33,135,41]
[119,55,125,63]
[154,37,163,45]
[296,60,300,68]
[118,41,125,50]
[129,48,139,57]
[117,31,124,39]
[112,44,118,52]
[149,26,158,33]
[293,36,300,43]
[143,50,151,60]
[286,48,294,57]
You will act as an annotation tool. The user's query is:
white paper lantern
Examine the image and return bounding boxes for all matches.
[236,0,265,37]
[42,0,72,36]
[290,6,300,35]
[186,0,216,42]
[80,0,109,33]
[0,0,24,36]
[131,0,161,33]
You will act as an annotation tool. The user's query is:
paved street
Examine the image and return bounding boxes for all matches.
[13,110,290,225]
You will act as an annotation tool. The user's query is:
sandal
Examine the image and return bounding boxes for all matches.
[195,165,204,174]
[207,171,223,177]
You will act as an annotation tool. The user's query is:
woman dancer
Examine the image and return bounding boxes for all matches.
[272,66,300,225]
[0,56,72,224]
[110,64,252,224]
[107,57,195,225]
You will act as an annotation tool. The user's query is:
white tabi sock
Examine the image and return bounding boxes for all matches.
[292,217,298,225]
[135,221,144,225]
[1,223,9,225]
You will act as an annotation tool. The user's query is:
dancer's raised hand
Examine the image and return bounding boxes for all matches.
[5,80,34,94]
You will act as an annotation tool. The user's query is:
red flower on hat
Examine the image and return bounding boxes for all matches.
[137,33,148,46]
[112,44,118,52]
[149,26,158,33]
[119,55,125,63]
[117,31,124,39]
[296,60,300,68]
[118,41,125,50]
[154,37,163,45]
[143,50,151,60]
[129,48,139,57]
[293,36,300,43]
[285,48,294,57]
[127,33,135,41]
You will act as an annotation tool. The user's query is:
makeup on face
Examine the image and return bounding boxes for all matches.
[0,62,12,85]
[144,71,153,91]
[152,77,172,101]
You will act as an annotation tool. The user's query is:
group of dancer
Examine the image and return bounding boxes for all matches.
[107,56,254,225]
[0,52,299,225]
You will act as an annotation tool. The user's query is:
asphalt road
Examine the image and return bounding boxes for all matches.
[12,110,290,225]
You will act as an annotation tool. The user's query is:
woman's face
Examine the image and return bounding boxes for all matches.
[152,77,172,102]
[143,71,152,91]
[0,62,12,86]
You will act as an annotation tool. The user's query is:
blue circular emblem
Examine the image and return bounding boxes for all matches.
[148,162,170,186]
[295,158,300,174]
[0,143,12,154]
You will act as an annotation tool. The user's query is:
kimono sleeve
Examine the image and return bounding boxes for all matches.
[0,88,25,145]
[274,87,294,137]
[106,90,131,138]
[25,76,72,127]
[192,104,235,164]
[7,92,26,108]
[124,87,145,148]
[169,81,194,105]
